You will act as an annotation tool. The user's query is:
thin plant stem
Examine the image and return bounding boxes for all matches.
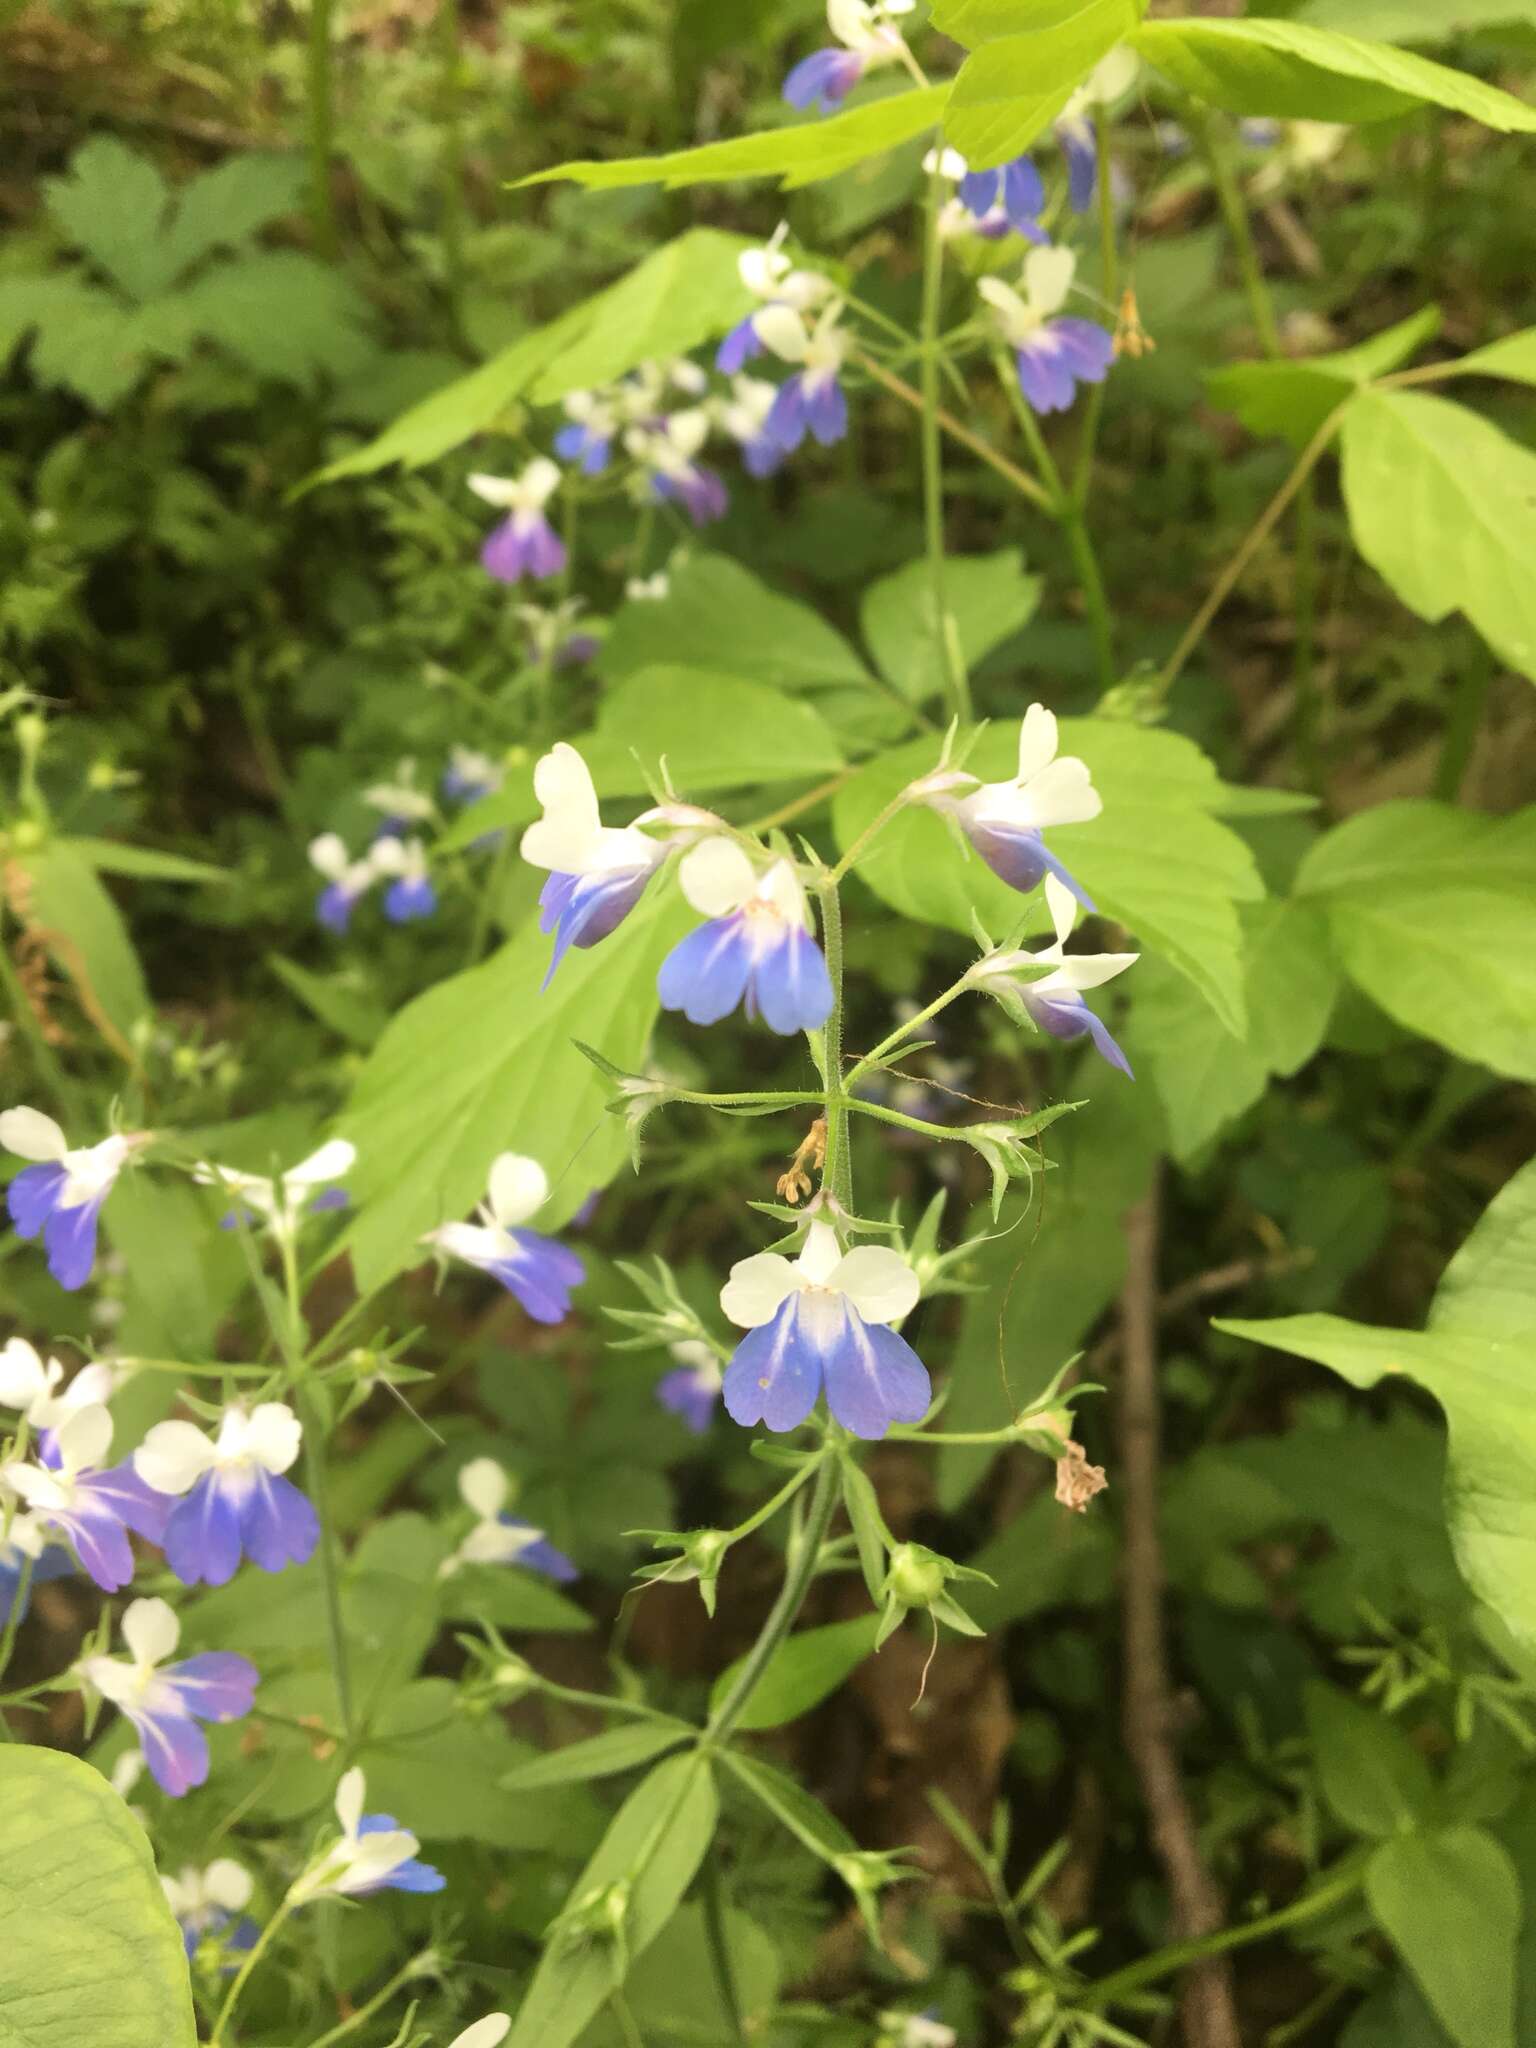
[211,1894,296,2046]
[307,0,338,260]
[828,789,913,887]
[281,1235,355,1744]
[852,352,1055,512]
[1292,472,1322,791]
[1434,641,1494,801]
[704,1453,840,1746]
[814,880,852,1213]
[1198,109,1282,358]
[307,1952,432,2048]
[0,1555,36,1732]
[700,1848,747,2044]
[844,976,971,1091]
[609,1992,646,2048]
[437,0,467,344]
[1156,396,1353,701]
[1070,103,1121,507]
[919,157,969,721]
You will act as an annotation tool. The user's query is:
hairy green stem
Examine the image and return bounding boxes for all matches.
[281,1236,354,1745]
[920,157,969,721]
[1199,109,1282,358]
[845,975,971,1091]
[815,879,852,1213]
[1070,104,1121,508]
[307,1953,433,2048]
[211,1894,296,2046]
[700,1848,747,2044]
[0,1555,36,1733]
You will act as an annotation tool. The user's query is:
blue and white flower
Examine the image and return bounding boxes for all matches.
[442,746,505,805]
[370,836,437,923]
[717,224,834,374]
[3,1404,170,1591]
[78,1596,258,1798]
[980,246,1115,415]
[783,0,915,113]
[289,1766,446,1902]
[470,459,566,584]
[0,1337,116,1437]
[626,411,729,526]
[659,840,834,1036]
[308,832,377,935]
[134,1402,320,1589]
[1054,46,1140,212]
[520,742,713,984]
[910,703,1101,905]
[656,1339,724,1434]
[968,873,1136,1075]
[422,1153,586,1325]
[448,2021,511,2048]
[929,144,1047,242]
[878,2014,957,2048]
[625,572,670,602]
[1,1107,144,1291]
[926,147,1014,243]
[162,1860,258,1963]
[553,388,619,474]
[363,761,436,839]
[720,1221,930,1441]
[756,302,852,452]
[0,1514,75,1629]
[716,375,786,478]
[194,1138,354,1243]
[518,597,600,671]
[440,1458,577,1582]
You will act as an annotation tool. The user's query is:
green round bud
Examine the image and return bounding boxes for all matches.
[887,1543,947,1610]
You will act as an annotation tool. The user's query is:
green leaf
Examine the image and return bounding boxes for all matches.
[1341,389,1536,684]
[311,230,751,482]
[579,666,845,797]
[1303,1681,1435,1837]
[831,721,1263,1033]
[860,549,1041,704]
[945,1,1139,166]
[0,1749,197,2048]
[1242,898,1340,1078]
[1125,954,1268,1163]
[523,86,951,192]
[0,277,147,409]
[267,954,385,1049]
[1448,329,1536,388]
[1206,306,1441,447]
[1296,800,1536,1080]
[501,1722,693,1793]
[1218,1156,1536,1656]
[933,0,1143,49]
[338,881,692,1292]
[598,555,871,694]
[1366,1826,1521,2048]
[22,839,150,1045]
[155,152,309,284]
[177,250,375,386]
[68,837,229,886]
[505,1753,718,2048]
[440,1560,594,1633]
[1130,17,1536,131]
[719,1749,858,1863]
[708,1615,880,1731]
[44,138,176,301]
[1296,0,1536,44]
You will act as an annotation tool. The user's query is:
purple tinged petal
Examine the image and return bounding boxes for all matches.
[782,46,862,112]
[501,1516,578,1582]
[754,924,834,1035]
[238,1471,321,1573]
[164,1477,244,1588]
[86,1462,173,1546]
[1002,155,1046,233]
[43,1193,105,1290]
[803,374,848,447]
[136,1707,210,1798]
[658,917,754,1026]
[1052,317,1116,382]
[317,882,355,934]
[715,314,763,375]
[1058,118,1098,212]
[722,1297,823,1434]
[166,1651,259,1722]
[539,865,653,988]
[958,166,1000,216]
[657,1366,719,1434]
[8,1162,67,1240]
[965,819,1095,910]
[60,1500,137,1592]
[384,875,437,923]
[491,1228,585,1324]
[823,1312,931,1441]
[765,375,810,453]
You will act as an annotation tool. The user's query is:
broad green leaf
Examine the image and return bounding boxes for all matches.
[578,666,846,796]
[21,839,150,1046]
[441,1560,595,1633]
[267,954,385,1049]
[832,722,1263,1033]
[621,1903,781,2039]
[720,1749,858,1863]
[339,881,692,1292]
[1219,1155,1536,1654]
[709,1614,880,1730]
[155,152,309,284]
[860,550,1041,704]
[67,837,228,886]
[44,138,176,301]
[1297,0,1536,42]
[964,1490,1117,1624]
[1296,801,1536,1079]
[106,1176,248,1367]
[501,1722,693,1793]
[598,556,871,694]
[0,277,169,410]
[506,1753,718,2048]
[1130,17,1536,131]
[1243,898,1340,1077]
[177,250,375,386]
[1304,1681,1435,1837]
[0,1749,197,2048]
[1366,1826,1521,2048]
[1126,954,1268,1162]
[311,230,750,482]
[945,1,1139,166]
[1449,329,1536,388]
[933,0,1144,49]
[1206,306,1440,446]
[523,85,950,192]
[1342,390,1536,681]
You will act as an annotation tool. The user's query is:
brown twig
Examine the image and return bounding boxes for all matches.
[1116,1177,1240,2048]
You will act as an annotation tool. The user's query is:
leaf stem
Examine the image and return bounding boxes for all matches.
[920,156,970,722]
[852,351,1056,513]
[281,1234,355,1746]
[306,0,337,259]
[211,1894,296,2047]
[700,1848,747,2044]
[815,878,852,1214]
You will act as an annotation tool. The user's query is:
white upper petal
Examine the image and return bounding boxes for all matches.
[423,1220,513,1270]
[1021,755,1102,827]
[720,1253,803,1329]
[753,303,812,365]
[203,1859,254,1912]
[1044,873,1078,949]
[56,1402,112,1477]
[828,0,875,47]
[829,1245,920,1326]
[486,1153,549,1228]
[458,1456,509,1522]
[332,1831,420,1895]
[134,1420,218,1496]
[467,471,521,509]
[977,275,1032,344]
[1088,43,1138,103]
[122,1595,179,1670]
[308,833,351,882]
[795,1221,844,1287]
[0,1340,53,1413]
[335,1765,366,1840]
[519,742,602,874]
[1015,703,1059,783]
[285,1138,356,1189]
[679,839,756,918]
[522,456,562,506]
[243,1403,304,1475]
[0,1106,68,1162]
[1025,244,1077,317]
[1052,947,1138,993]
[739,242,790,296]
[756,859,809,930]
[450,2019,513,2048]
